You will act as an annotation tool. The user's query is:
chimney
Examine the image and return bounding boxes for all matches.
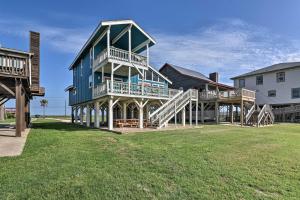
[209,72,219,83]
[30,31,40,90]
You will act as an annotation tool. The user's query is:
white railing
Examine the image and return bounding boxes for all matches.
[93,80,181,99]
[199,88,255,100]
[150,89,198,128]
[94,46,148,68]
[245,105,255,124]
[257,104,274,126]
[273,105,300,115]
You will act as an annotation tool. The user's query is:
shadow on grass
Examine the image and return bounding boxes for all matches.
[32,121,98,132]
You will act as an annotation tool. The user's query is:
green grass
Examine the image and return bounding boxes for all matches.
[0,118,15,124]
[0,120,299,199]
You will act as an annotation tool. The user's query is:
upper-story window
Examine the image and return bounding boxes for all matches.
[145,70,152,80]
[239,79,245,88]
[276,72,285,82]
[256,75,263,85]
[268,90,276,97]
[291,88,300,99]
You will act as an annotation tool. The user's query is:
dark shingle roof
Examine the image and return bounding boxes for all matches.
[166,63,212,82]
[231,62,300,79]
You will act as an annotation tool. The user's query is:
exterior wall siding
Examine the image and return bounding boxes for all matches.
[234,67,300,105]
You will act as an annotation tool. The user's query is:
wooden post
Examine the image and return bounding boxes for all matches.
[108,97,113,130]
[240,100,244,126]
[15,80,22,137]
[21,90,25,131]
[75,107,78,123]
[128,27,131,62]
[111,63,114,92]
[128,67,131,94]
[95,101,100,128]
[86,104,90,127]
[230,104,234,124]
[201,102,204,124]
[174,103,177,126]
[215,101,219,124]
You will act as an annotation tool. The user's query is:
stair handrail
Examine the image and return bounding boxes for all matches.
[245,104,255,124]
[157,89,194,127]
[149,89,183,120]
[257,104,267,125]
[265,105,274,122]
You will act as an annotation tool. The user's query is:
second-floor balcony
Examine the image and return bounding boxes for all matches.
[93,80,180,100]
[94,47,148,70]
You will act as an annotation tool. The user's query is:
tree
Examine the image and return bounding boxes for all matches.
[40,99,48,118]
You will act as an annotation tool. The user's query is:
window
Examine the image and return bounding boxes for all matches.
[153,73,159,82]
[276,72,285,82]
[268,90,276,97]
[256,75,263,85]
[89,75,93,88]
[239,79,245,88]
[292,88,300,99]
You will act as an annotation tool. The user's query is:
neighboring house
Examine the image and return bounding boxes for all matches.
[0,32,45,136]
[159,63,233,91]
[231,62,300,122]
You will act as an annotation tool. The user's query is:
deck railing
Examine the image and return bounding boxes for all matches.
[94,46,148,69]
[199,88,255,101]
[93,80,180,99]
[0,54,29,76]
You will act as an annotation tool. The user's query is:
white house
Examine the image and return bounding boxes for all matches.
[231,62,300,122]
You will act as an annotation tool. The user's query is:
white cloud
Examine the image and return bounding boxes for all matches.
[150,19,300,83]
[0,18,91,54]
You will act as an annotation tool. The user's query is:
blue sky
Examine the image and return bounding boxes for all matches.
[1,0,300,115]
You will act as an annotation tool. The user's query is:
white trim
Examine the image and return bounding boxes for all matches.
[93,26,109,47]
[101,20,156,44]
[148,65,172,84]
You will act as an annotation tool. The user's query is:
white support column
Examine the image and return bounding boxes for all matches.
[138,101,143,129]
[95,101,100,128]
[146,43,149,66]
[107,28,110,57]
[128,27,131,62]
[101,66,104,83]
[130,106,134,119]
[195,100,198,126]
[122,102,127,120]
[189,100,192,126]
[75,107,78,123]
[108,97,113,130]
[128,67,131,94]
[111,63,114,92]
[80,106,84,125]
[142,69,144,95]
[182,107,186,126]
[86,104,91,127]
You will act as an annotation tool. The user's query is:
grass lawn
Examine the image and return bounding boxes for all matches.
[0,118,15,124]
[0,120,299,199]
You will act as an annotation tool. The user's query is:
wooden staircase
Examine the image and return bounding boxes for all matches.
[245,104,274,127]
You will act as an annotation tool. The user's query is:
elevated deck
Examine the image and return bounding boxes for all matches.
[0,51,30,78]
[93,80,180,100]
[94,47,148,70]
[199,88,256,103]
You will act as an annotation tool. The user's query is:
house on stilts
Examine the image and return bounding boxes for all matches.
[66,19,266,131]
[0,32,45,136]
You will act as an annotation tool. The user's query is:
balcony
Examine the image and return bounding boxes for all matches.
[198,88,256,102]
[93,80,180,99]
[94,47,148,69]
[0,54,29,77]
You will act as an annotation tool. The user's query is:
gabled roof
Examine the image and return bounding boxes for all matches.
[148,65,172,84]
[69,19,156,70]
[231,62,300,79]
[159,63,233,89]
